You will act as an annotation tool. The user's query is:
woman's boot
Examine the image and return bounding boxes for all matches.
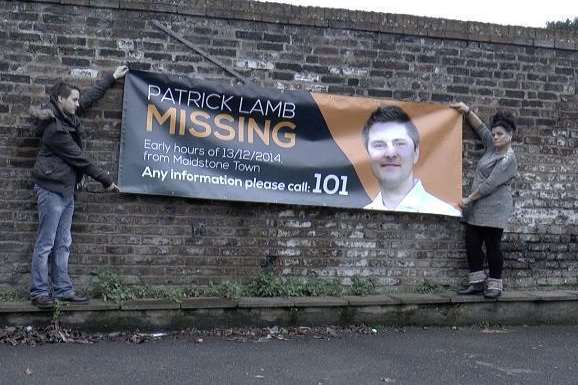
[484,278,503,299]
[457,271,486,295]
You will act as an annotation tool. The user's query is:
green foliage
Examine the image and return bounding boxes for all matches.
[0,288,24,303]
[414,279,442,294]
[51,301,62,323]
[204,280,244,299]
[91,270,187,303]
[545,17,578,31]
[281,277,308,297]
[91,270,136,303]
[243,273,377,297]
[243,273,357,297]
[131,286,188,303]
[298,278,343,297]
[89,270,379,302]
[348,276,376,296]
[245,272,287,297]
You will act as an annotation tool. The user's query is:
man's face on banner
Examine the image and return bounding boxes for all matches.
[367,122,419,189]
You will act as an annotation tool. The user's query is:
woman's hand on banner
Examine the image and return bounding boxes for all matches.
[459,191,480,208]
[113,65,129,80]
[450,102,470,115]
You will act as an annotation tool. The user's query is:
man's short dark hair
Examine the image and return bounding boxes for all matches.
[362,105,420,150]
[49,81,80,105]
[490,111,516,134]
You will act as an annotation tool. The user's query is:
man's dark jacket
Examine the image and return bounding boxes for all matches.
[31,73,116,197]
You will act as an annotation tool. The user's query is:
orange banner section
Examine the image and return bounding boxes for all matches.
[313,94,462,208]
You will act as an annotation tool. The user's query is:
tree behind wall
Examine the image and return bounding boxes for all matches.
[546,17,578,31]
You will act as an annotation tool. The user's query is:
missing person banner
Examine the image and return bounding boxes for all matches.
[119,70,462,216]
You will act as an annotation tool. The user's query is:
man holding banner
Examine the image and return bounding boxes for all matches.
[28,65,128,308]
[362,106,461,216]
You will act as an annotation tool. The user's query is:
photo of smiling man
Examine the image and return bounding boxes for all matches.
[362,106,461,216]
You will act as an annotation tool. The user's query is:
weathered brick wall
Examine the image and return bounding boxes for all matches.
[1,0,576,291]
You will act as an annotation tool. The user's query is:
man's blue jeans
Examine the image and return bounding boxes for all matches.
[30,185,75,299]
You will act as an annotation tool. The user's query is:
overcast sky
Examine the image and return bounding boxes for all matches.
[257,0,577,28]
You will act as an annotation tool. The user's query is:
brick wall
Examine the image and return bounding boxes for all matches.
[1,0,577,291]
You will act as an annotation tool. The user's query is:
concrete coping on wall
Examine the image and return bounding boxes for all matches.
[22,0,578,51]
[2,289,578,330]
[2,290,578,313]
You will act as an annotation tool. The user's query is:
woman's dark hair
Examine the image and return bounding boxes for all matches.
[490,111,516,134]
[49,81,79,104]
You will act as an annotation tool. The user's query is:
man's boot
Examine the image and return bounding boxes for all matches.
[31,296,56,309]
[57,293,89,304]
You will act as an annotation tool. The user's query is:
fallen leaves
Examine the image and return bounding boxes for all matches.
[0,323,387,346]
[0,324,99,346]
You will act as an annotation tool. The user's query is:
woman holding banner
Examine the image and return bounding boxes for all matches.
[451,103,518,299]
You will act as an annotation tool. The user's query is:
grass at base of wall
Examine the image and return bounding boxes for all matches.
[89,270,379,304]
[0,288,27,302]
[414,279,447,294]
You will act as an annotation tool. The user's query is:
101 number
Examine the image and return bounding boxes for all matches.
[312,173,349,196]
